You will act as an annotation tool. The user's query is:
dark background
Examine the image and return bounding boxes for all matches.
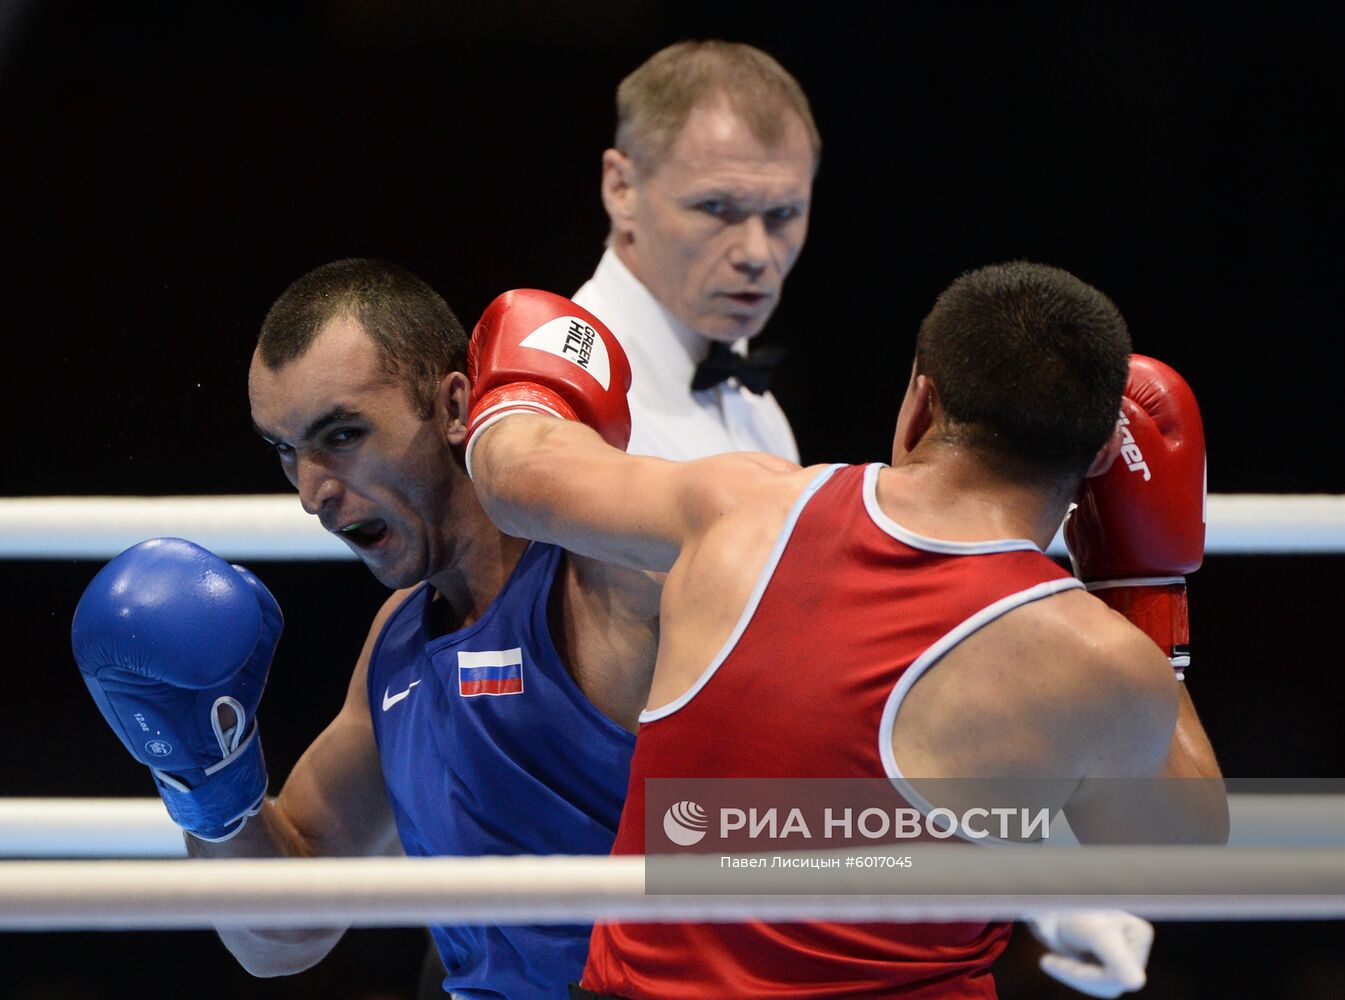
[2,2,1342,997]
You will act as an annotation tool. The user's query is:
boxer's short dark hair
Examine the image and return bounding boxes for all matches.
[916,261,1132,480]
[615,40,821,174]
[257,258,467,418]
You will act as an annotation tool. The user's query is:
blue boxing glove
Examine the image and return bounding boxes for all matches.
[71,538,282,842]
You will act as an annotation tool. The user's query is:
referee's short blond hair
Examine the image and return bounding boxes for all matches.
[614,40,821,174]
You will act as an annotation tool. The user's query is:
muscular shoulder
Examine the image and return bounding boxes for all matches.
[1041,591,1173,690]
[343,587,422,709]
[1002,590,1180,774]
[678,454,814,527]
[664,460,824,599]
[365,587,422,657]
[902,589,1179,780]
[562,455,811,625]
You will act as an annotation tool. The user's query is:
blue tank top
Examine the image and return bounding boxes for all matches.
[368,542,635,999]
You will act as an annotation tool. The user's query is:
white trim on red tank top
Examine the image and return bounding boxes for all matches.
[861,462,1044,554]
[638,463,845,723]
[879,576,1084,845]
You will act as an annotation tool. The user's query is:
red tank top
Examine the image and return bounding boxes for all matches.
[584,464,1080,999]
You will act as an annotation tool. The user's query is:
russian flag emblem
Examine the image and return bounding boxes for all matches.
[458,647,525,697]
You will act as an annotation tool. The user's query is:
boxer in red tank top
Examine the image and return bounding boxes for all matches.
[589,461,1082,999]
[469,262,1227,998]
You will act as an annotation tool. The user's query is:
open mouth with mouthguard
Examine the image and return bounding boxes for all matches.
[339,519,388,548]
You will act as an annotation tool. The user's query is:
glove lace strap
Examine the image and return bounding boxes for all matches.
[152,722,267,840]
[210,695,247,759]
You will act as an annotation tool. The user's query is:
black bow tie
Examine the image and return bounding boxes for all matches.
[691,342,786,395]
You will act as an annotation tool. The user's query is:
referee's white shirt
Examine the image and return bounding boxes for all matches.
[572,249,799,463]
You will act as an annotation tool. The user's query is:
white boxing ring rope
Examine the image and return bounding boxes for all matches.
[3,850,1345,930]
[4,493,1344,930]
[4,794,1344,860]
[1,493,1344,560]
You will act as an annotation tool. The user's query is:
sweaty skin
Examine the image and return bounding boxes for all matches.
[471,406,1226,843]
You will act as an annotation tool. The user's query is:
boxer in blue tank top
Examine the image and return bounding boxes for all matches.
[369,541,634,997]
[74,261,660,998]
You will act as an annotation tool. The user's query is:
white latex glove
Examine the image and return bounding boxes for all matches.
[1029,910,1154,998]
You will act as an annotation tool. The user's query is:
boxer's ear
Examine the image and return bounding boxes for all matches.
[440,372,471,445]
[901,374,936,453]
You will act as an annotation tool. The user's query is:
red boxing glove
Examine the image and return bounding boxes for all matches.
[1065,355,1206,677]
[464,290,632,476]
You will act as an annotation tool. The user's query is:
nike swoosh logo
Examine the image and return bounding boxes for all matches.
[381,680,421,711]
